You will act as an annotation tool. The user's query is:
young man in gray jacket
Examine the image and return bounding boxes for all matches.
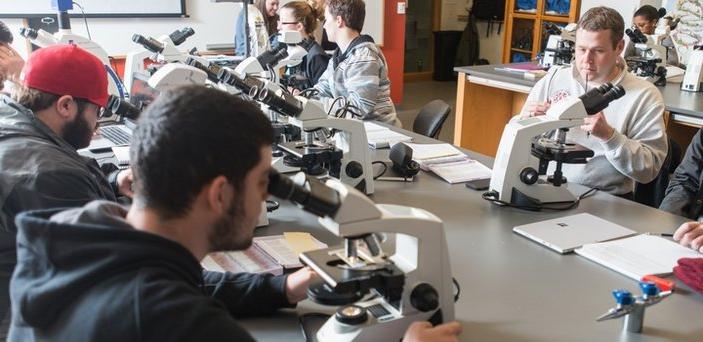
[519,7,667,196]
[314,0,400,127]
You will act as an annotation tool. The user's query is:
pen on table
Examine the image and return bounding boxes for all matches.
[647,232,674,237]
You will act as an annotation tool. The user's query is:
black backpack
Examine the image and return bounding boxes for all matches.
[472,0,506,21]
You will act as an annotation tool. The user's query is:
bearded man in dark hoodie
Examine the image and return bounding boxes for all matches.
[9,85,462,342]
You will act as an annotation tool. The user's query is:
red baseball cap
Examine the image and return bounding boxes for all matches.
[21,44,109,107]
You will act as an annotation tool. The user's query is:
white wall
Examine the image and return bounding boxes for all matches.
[3,0,385,58]
[4,0,239,59]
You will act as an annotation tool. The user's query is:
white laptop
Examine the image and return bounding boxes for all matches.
[512,213,637,254]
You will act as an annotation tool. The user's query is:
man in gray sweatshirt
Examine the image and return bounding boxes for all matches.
[314,0,400,127]
[519,6,667,196]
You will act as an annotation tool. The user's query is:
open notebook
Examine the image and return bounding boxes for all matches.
[404,142,491,183]
[575,234,702,280]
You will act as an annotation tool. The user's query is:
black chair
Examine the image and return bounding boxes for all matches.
[633,138,683,208]
[412,100,451,139]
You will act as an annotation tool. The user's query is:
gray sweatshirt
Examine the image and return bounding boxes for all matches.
[314,35,400,127]
[521,61,667,194]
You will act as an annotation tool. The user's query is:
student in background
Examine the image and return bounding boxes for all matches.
[314,0,400,126]
[519,6,667,197]
[0,21,23,94]
[235,0,280,56]
[279,0,330,90]
[8,85,462,342]
[625,5,680,67]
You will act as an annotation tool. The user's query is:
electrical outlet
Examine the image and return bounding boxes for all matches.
[397,2,406,14]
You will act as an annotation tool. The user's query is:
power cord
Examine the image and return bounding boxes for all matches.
[482,187,598,211]
[453,277,461,302]
[372,161,387,180]
[298,88,319,98]
[72,1,91,40]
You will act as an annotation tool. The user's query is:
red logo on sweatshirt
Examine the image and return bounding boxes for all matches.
[549,90,571,104]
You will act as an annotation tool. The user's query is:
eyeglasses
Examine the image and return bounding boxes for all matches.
[76,98,109,119]
[278,20,299,25]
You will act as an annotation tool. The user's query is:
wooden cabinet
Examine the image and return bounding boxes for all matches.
[502,0,581,63]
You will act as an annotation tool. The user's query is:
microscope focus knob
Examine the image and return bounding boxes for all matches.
[411,283,439,312]
[345,161,364,179]
[520,167,539,185]
[335,305,368,326]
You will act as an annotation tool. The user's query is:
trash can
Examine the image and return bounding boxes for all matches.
[433,31,462,81]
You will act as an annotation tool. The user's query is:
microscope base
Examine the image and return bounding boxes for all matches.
[316,296,442,342]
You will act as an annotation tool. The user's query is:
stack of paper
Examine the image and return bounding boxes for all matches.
[404,143,492,183]
[404,143,467,169]
[575,234,703,280]
[202,233,327,274]
[364,122,412,148]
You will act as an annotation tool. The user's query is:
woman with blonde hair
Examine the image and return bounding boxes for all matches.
[235,0,280,56]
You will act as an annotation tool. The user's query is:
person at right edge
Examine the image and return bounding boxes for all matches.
[518,6,667,198]
[8,85,462,341]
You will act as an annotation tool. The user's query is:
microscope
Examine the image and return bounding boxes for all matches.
[251,83,375,195]
[19,0,125,98]
[105,95,142,121]
[682,45,703,92]
[541,23,577,68]
[625,28,667,86]
[124,27,195,93]
[488,83,625,208]
[234,30,308,83]
[268,171,455,342]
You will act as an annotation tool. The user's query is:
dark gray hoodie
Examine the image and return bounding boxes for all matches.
[0,95,119,335]
[9,200,293,341]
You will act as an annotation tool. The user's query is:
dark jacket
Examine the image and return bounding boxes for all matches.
[660,128,703,219]
[0,95,118,331]
[284,38,330,90]
[9,201,293,341]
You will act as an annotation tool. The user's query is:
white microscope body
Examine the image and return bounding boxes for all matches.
[282,96,375,195]
[490,98,587,204]
[20,27,124,98]
[682,46,703,92]
[234,30,307,83]
[489,83,625,206]
[287,177,454,342]
[124,27,195,93]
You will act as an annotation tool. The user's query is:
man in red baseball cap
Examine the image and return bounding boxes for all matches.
[0,44,133,338]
